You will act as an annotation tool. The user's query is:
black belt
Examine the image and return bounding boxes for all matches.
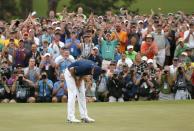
[104,58,112,61]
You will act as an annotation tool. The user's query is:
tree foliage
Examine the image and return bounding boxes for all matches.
[68,0,136,15]
[0,0,19,21]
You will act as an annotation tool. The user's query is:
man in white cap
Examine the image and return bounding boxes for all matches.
[125,45,137,61]
[49,32,65,60]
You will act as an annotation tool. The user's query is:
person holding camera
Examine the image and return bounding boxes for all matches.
[157,66,174,100]
[52,73,68,103]
[36,72,53,103]
[0,75,11,103]
[107,70,124,102]
[136,72,154,100]
[174,66,191,100]
[121,64,138,101]
[10,71,36,103]
[39,52,56,82]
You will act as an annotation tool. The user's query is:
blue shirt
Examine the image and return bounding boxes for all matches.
[53,81,67,97]
[65,39,81,58]
[38,79,53,97]
[68,60,95,76]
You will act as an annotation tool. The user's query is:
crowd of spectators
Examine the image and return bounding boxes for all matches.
[0,7,194,103]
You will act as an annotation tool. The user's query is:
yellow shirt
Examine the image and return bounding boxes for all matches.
[4,39,19,47]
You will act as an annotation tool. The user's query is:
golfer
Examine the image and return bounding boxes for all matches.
[64,59,101,123]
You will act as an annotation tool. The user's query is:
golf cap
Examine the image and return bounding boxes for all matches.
[127,45,134,50]
[44,53,51,57]
[147,59,154,64]
[141,56,148,61]
[55,27,61,31]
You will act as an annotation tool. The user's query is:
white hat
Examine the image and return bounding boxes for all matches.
[52,22,57,25]
[181,52,188,56]
[55,27,61,31]
[178,37,184,43]
[138,20,144,24]
[44,53,51,57]
[124,20,129,23]
[93,46,99,50]
[98,16,103,19]
[141,56,148,61]
[147,59,154,64]
[127,45,133,50]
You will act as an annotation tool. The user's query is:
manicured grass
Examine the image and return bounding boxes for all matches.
[0,101,194,131]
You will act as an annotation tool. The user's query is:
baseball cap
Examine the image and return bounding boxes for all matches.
[146,34,153,38]
[178,38,184,43]
[52,22,57,25]
[173,57,179,60]
[147,59,154,64]
[138,20,144,24]
[55,27,61,31]
[141,56,148,61]
[181,52,188,56]
[19,39,24,42]
[110,60,117,65]
[23,32,29,36]
[83,33,91,38]
[44,53,51,57]
[93,46,99,50]
[9,38,14,42]
[185,47,192,51]
[127,45,134,50]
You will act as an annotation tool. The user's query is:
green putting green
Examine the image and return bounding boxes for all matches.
[0,101,194,131]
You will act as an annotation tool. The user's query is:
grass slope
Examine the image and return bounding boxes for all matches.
[0,101,194,131]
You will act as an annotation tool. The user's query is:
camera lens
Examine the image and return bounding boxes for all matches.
[42,74,47,79]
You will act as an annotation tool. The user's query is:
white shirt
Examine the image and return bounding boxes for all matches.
[49,41,65,59]
[55,55,75,64]
[34,37,40,46]
[184,30,194,48]
[169,65,178,77]
[117,58,133,68]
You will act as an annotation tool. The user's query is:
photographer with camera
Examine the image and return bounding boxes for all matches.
[107,70,124,102]
[174,65,191,100]
[0,75,11,103]
[136,72,154,100]
[157,66,174,100]
[121,64,138,101]
[39,52,56,82]
[10,71,36,103]
[36,72,53,102]
[52,73,67,103]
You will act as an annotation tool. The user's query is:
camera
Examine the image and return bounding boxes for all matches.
[42,74,47,79]
[18,76,23,82]
[178,67,182,71]
[142,72,147,76]
[2,76,6,81]
[164,70,168,74]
